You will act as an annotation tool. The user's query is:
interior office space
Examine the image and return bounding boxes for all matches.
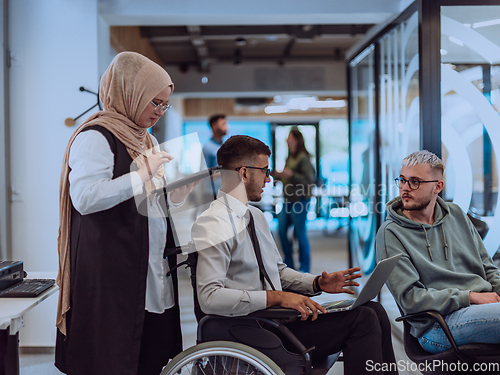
[1,0,500,358]
[348,0,500,276]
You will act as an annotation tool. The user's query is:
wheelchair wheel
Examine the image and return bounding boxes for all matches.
[161,341,286,375]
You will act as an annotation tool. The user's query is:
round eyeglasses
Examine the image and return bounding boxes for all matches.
[394,177,438,190]
[150,100,171,114]
[235,166,271,177]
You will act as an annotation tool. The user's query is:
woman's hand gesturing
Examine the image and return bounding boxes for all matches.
[137,151,173,183]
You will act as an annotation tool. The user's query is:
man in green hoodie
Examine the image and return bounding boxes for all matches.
[376,150,500,354]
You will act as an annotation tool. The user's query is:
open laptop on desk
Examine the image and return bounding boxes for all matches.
[320,253,402,313]
[0,261,55,298]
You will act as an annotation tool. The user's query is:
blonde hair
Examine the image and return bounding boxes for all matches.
[402,150,445,177]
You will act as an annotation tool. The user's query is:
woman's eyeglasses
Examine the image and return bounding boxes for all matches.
[150,101,171,114]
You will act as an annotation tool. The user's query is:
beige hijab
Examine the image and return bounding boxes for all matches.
[56,52,174,335]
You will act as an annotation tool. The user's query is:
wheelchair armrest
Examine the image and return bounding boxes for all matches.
[396,310,468,362]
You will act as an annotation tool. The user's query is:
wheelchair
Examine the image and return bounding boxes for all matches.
[161,253,341,375]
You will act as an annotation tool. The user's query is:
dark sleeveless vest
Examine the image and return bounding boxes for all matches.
[55,125,182,375]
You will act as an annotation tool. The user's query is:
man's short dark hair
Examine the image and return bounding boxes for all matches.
[217,135,271,170]
[209,114,226,128]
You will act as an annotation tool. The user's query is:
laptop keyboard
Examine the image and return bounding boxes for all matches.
[0,279,55,298]
[322,298,356,311]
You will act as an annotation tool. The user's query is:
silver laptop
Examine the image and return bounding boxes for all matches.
[320,253,402,313]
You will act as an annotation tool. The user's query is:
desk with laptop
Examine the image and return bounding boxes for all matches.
[0,261,58,375]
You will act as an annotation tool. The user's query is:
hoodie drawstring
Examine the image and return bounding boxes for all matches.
[421,224,448,261]
[421,225,433,260]
[441,226,448,260]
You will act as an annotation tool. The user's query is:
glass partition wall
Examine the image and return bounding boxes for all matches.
[440,5,500,256]
[348,0,500,274]
[349,46,378,274]
[348,5,420,274]
[379,12,420,217]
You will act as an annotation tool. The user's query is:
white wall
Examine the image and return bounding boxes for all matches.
[1,0,9,261]
[9,0,100,346]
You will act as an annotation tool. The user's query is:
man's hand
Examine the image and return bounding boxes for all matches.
[469,291,500,305]
[266,291,327,321]
[318,267,361,294]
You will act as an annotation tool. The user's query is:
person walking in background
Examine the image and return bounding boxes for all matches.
[202,114,228,168]
[197,114,229,205]
[55,52,195,375]
[272,128,315,272]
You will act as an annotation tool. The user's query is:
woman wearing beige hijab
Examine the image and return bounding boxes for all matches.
[55,52,189,375]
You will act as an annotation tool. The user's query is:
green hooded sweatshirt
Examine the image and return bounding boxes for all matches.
[376,196,500,338]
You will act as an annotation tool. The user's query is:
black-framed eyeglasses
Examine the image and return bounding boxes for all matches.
[235,166,271,177]
[150,100,171,114]
[394,177,438,190]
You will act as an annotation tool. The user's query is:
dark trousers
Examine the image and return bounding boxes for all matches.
[137,308,178,375]
[284,301,398,375]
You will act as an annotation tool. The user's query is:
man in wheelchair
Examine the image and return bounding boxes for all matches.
[376,150,500,354]
[191,135,398,375]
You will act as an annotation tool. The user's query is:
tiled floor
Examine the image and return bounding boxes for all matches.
[19,227,420,375]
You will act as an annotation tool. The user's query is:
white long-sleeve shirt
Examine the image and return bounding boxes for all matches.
[192,190,316,317]
[68,130,175,313]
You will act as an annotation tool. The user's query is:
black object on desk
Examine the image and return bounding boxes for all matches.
[0,262,24,290]
[0,261,55,298]
[0,279,55,298]
[0,270,59,375]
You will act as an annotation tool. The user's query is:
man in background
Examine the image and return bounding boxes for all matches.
[202,114,228,168]
[194,114,229,208]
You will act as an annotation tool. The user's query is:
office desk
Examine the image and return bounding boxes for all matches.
[0,272,58,375]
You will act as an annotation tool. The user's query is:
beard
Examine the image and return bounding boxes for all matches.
[245,176,264,202]
[403,199,431,211]
[247,188,263,202]
[402,193,433,211]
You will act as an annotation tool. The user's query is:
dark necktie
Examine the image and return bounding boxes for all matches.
[246,211,276,291]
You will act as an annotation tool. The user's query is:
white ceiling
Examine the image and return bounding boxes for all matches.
[98,0,413,96]
[99,0,409,26]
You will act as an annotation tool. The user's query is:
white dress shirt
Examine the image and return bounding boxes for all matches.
[192,190,316,317]
[69,130,175,313]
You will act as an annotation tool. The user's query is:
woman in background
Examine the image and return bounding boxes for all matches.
[55,52,193,375]
[272,128,315,272]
